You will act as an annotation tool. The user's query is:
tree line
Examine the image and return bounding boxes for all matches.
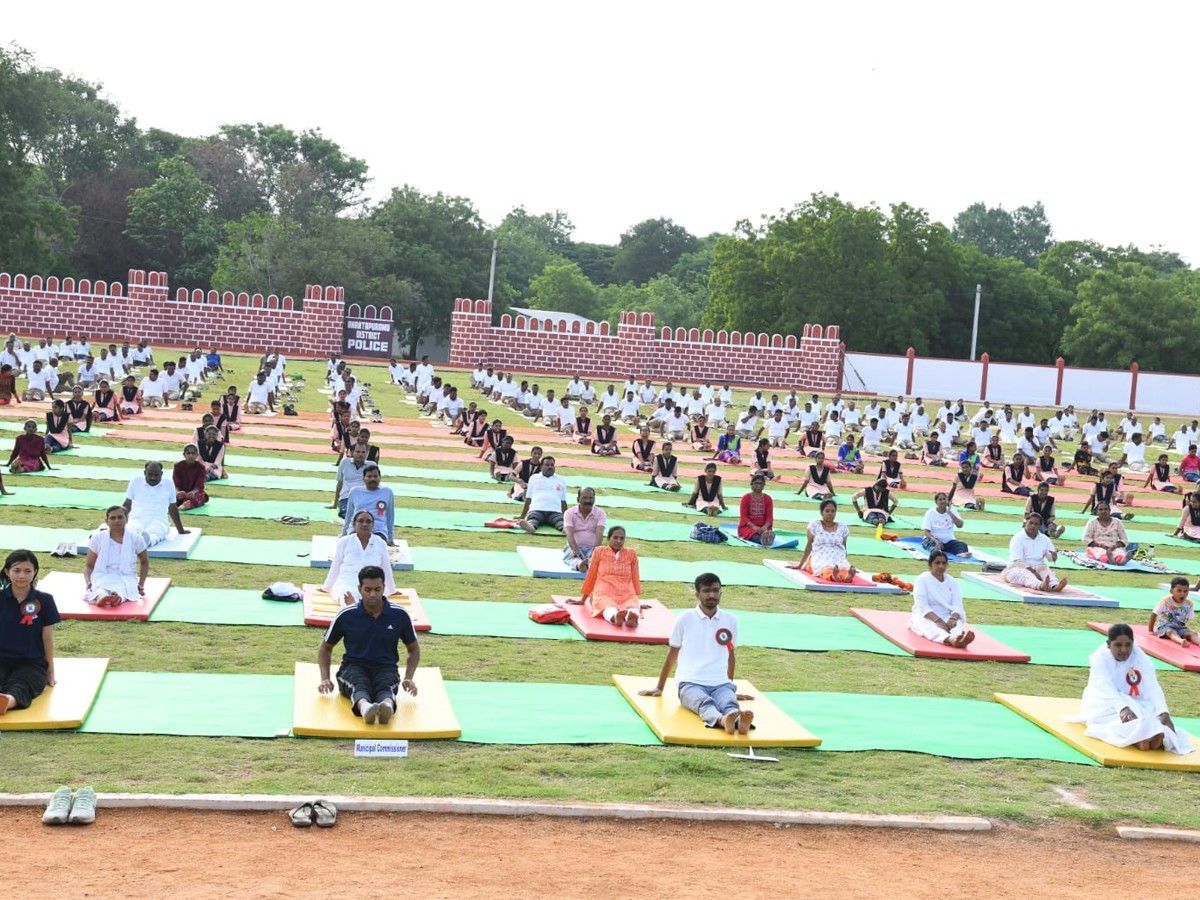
[2,45,1196,370]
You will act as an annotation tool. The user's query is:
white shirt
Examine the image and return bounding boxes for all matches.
[767,418,790,440]
[323,533,397,597]
[685,396,706,416]
[825,418,844,440]
[525,392,544,412]
[526,473,567,513]
[125,475,175,523]
[972,427,992,447]
[1018,413,1036,430]
[544,400,567,421]
[27,368,53,392]
[922,508,958,544]
[639,385,657,403]
[1049,416,1068,436]
[132,346,152,364]
[618,397,641,418]
[621,380,639,398]
[842,408,862,428]
[670,606,738,686]
[579,385,596,403]
[698,384,714,402]
[1009,530,1055,566]
[1149,421,1166,440]
[415,363,435,390]
[1017,437,1038,459]
[599,390,620,410]
[1123,441,1146,465]
[390,363,407,383]
[32,344,52,362]
[666,412,688,434]
[892,421,915,444]
[247,381,273,405]
[443,397,464,419]
[160,371,183,394]
[78,363,100,383]
[717,388,733,405]
[139,376,164,400]
[500,379,520,399]
[911,411,930,431]
[565,380,585,399]
[736,414,759,432]
[798,408,819,428]
[1126,419,1143,436]
[705,403,727,425]
[861,424,884,446]
[94,356,116,379]
[912,572,965,623]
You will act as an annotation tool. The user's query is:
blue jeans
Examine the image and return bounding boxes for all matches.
[678,681,738,727]
[922,536,970,557]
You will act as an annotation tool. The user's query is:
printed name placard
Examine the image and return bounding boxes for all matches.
[353,739,410,758]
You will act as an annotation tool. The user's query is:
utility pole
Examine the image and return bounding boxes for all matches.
[969,283,981,361]
[487,240,498,303]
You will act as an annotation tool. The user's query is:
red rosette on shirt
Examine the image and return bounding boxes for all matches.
[19,597,41,626]
[1126,668,1142,698]
[715,626,734,654]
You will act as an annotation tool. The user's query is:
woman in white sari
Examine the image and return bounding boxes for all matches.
[1071,623,1194,754]
[322,510,397,606]
[83,506,150,607]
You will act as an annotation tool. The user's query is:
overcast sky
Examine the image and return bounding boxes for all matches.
[6,2,1198,262]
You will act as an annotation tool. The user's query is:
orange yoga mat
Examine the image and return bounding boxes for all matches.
[551,595,673,644]
[850,608,1030,663]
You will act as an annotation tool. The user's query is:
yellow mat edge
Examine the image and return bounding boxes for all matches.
[292,662,461,739]
[993,692,1200,772]
[613,674,821,748]
[0,657,110,731]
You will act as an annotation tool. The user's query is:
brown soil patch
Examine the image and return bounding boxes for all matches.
[6,808,1196,899]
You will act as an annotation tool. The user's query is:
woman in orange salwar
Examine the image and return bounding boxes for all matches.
[572,526,642,627]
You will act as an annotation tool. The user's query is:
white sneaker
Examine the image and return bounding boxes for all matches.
[68,787,97,825]
[42,786,73,825]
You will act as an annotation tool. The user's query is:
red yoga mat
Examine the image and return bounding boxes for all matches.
[851,608,1030,662]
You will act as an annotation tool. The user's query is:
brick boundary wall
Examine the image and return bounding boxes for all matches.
[448,299,843,389]
[0,269,347,357]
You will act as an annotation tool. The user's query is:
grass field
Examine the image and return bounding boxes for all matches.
[1,350,1197,828]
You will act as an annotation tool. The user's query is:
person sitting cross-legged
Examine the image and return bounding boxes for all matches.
[637,573,755,735]
[569,525,642,626]
[83,506,150,607]
[909,550,975,648]
[316,565,420,725]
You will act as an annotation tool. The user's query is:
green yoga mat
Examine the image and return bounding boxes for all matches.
[424,598,583,640]
[980,624,1177,671]
[733,611,908,656]
[767,692,1097,763]
[149,587,305,626]
[188,535,315,567]
[448,681,660,744]
[79,672,294,738]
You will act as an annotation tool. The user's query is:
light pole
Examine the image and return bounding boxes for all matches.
[969,283,981,361]
[487,240,498,304]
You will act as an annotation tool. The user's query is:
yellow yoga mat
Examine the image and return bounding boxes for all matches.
[612,674,821,748]
[994,693,1200,772]
[0,657,109,731]
[292,662,461,739]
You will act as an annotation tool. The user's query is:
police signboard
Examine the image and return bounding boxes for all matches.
[343,315,393,359]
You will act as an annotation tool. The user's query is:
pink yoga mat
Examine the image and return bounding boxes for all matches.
[851,608,1030,663]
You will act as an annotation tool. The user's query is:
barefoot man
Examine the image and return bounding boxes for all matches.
[638,573,755,735]
[1002,513,1069,593]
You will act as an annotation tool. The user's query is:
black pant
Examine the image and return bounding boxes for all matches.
[0,659,49,710]
[336,661,399,714]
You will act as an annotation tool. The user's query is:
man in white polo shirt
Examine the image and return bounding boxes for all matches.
[618,391,642,425]
[121,461,189,547]
[245,371,275,414]
[638,573,754,734]
[158,361,184,401]
[518,456,568,534]
[21,360,55,401]
[139,368,166,408]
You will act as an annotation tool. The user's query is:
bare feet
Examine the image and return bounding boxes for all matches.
[721,712,739,734]
[961,630,976,647]
[737,709,754,735]
[625,614,639,628]
[1041,576,1052,592]
[0,693,11,715]
[848,566,858,578]
[1052,577,1069,593]
[1149,733,1164,751]
[1137,738,1152,751]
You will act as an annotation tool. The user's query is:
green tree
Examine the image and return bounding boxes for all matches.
[217,124,368,226]
[963,247,1070,363]
[1060,264,1200,372]
[492,207,574,301]
[525,261,600,318]
[125,158,221,284]
[370,186,491,349]
[1037,239,1111,294]
[952,200,1053,268]
[612,217,699,285]
[564,240,619,285]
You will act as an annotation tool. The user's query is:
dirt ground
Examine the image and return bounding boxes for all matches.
[7,808,1199,899]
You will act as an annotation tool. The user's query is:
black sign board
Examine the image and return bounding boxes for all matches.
[343,316,393,359]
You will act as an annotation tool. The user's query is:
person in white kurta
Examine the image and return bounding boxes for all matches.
[122,463,189,547]
[1003,516,1068,592]
[909,552,975,647]
[323,511,398,605]
[1069,625,1194,754]
[84,507,150,606]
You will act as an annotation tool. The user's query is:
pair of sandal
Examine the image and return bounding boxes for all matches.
[289,800,337,828]
[278,516,310,526]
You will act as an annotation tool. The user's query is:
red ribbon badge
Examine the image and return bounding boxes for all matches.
[715,627,734,654]
[1126,668,1142,698]
[19,598,40,626]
